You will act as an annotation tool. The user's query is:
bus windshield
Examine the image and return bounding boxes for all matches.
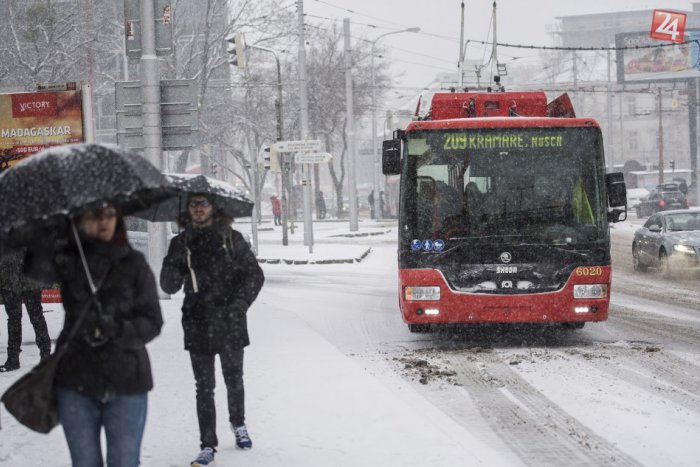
[401,127,608,248]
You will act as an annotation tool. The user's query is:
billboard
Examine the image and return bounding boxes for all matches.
[615,29,700,83]
[615,30,700,83]
[0,90,84,171]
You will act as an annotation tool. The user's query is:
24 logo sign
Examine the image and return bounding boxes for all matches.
[650,10,686,43]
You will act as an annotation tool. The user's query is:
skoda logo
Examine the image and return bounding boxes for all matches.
[499,252,512,264]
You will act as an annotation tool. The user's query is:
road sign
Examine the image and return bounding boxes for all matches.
[273,139,322,153]
[294,152,332,164]
[115,79,199,150]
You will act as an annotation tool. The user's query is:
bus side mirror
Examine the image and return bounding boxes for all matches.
[382,139,401,175]
[606,172,627,223]
[606,172,627,207]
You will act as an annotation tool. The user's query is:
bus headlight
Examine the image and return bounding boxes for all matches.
[405,286,440,301]
[573,284,607,299]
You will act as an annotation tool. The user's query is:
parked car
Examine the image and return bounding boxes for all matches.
[632,208,700,276]
[635,183,689,217]
[626,187,650,211]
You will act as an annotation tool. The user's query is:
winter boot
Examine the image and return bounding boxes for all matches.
[39,345,52,362]
[0,355,20,372]
[231,424,253,450]
[190,447,215,467]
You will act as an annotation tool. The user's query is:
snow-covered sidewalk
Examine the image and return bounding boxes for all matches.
[0,220,510,466]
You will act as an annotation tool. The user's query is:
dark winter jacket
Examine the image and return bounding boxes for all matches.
[160,224,264,355]
[0,248,42,292]
[25,238,163,399]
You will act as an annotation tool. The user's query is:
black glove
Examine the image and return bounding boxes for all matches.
[96,314,120,340]
[85,314,120,346]
[166,238,188,272]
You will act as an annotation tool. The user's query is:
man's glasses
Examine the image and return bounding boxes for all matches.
[189,199,211,209]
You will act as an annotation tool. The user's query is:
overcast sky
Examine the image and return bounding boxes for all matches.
[303,0,699,96]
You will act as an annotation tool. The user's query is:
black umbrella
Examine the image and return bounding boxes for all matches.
[0,143,175,242]
[132,173,254,222]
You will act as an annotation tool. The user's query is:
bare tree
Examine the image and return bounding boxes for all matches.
[0,0,124,91]
[163,0,295,188]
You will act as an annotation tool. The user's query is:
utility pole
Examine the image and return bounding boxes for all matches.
[458,2,465,88]
[140,0,168,297]
[344,18,358,231]
[606,48,614,173]
[690,78,699,206]
[297,0,313,252]
[491,1,497,81]
[619,86,624,164]
[658,88,664,185]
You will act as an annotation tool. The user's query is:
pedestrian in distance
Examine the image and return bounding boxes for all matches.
[379,190,386,219]
[368,190,376,219]
[23,203,163,467]
[0,247,51,372]
[160,194,265,467]
[316,190,327,220]
[270,195,282,226]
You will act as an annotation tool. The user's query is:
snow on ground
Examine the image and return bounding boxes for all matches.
[0,220,509,466]
[2,217,699,466]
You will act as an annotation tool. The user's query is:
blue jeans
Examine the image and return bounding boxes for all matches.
[56,387,148,467]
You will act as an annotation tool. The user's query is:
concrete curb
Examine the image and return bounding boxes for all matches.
[328,229,392,238]
[258,247,372,265]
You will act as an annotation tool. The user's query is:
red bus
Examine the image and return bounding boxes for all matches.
[382,91,627,332]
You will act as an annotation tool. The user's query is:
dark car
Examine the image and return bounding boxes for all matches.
[635,183,688,217]
[632,208,700,276]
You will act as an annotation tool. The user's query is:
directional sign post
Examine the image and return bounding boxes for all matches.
[273,139,322,153]
[273,140,324,252]
[294,152,332,164]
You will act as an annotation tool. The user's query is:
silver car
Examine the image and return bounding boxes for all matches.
[632,208,700,275]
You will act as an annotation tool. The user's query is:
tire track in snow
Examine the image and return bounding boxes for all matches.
[444,351,641,467]
[507,344,700,419]
[578,346,700,415]
[608,305,700,350]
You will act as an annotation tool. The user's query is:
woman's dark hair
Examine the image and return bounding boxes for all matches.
[113,214,129,246]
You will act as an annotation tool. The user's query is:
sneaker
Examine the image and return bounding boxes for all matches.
[190,447,215,467]
[231,424,253,449]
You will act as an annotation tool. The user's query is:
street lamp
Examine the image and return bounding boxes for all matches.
[370,27,420,210]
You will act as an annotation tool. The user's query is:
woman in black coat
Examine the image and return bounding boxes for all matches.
[160,194,264,467]
[25,204,163,467]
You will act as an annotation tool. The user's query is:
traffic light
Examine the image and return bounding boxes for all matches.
[669,160,675,171]
[226,32,246,69]
[262,145,280,172]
